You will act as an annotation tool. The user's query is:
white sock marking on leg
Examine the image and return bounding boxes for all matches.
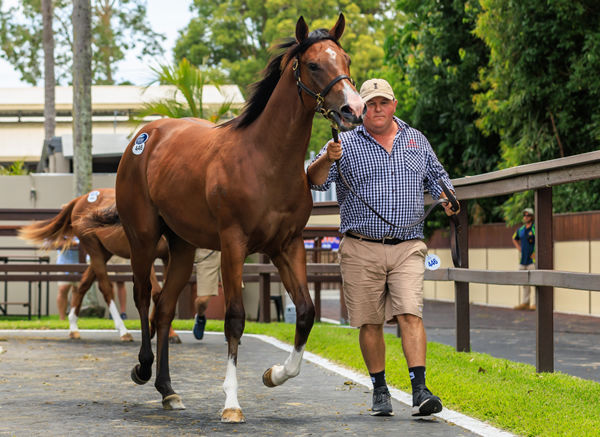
[68,307,78,333]
[108,300,128,336]
[271,345,305,385]
[222,357,241,410]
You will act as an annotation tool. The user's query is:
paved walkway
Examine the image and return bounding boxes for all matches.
[0,330,489,436]
[320,294,600,382]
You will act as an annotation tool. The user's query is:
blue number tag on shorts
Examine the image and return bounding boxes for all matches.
[425,254,441,270]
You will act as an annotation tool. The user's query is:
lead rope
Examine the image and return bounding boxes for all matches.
[330,126,462,267]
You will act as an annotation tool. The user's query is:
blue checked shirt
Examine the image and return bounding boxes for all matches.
[309,117,453,240]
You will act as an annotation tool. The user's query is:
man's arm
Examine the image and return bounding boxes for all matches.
[307,140,342,186]
[512,231,521,252]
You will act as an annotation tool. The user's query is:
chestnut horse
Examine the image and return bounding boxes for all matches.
[111,15,363,422]
[18,188,178,342]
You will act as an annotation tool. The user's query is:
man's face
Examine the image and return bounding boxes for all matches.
[523,212,534,224]
[363,96,397,134]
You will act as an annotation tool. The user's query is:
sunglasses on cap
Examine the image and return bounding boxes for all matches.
[523,212,532,217]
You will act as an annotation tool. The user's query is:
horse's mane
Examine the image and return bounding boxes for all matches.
[220,29,340,130]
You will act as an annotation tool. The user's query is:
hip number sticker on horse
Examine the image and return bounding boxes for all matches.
[87,190,100,203]
[132,133,148,155]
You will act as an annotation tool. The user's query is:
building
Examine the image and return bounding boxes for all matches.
[0,85,245,172]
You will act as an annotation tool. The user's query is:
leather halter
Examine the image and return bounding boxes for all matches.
[292,56,355,122]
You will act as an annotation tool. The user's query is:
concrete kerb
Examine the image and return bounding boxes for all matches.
[249,333,514,437]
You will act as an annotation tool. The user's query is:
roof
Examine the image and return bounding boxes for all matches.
[0,85,245,113]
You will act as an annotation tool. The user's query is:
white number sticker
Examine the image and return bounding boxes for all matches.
[132,133,148,155]
[425,253,441,270]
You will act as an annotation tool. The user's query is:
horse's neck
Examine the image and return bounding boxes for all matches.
[249,69,314,166]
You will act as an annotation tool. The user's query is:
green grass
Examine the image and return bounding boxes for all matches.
[2,316,599,436]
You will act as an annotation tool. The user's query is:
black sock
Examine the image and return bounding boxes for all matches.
[369,370,386,389]
[409,366,426,392]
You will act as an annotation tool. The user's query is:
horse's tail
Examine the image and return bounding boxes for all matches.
[18,197,78,249]
[80,204,121,234]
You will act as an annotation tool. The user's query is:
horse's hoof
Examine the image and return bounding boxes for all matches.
[162,394,185,410]
[130,364,150,385]
[262,367,276,388]
[169,335,182,344]
[221,408,245,423]
[120,333,134,342]
[69,331,81,340]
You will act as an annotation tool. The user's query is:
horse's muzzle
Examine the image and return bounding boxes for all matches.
[334,105,365,131]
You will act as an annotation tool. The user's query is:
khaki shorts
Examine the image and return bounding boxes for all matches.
[195,248,221,297]
[338,237,427,327]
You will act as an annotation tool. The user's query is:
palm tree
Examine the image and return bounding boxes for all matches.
[137,58,234,123]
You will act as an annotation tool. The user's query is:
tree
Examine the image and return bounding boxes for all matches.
[72,0,92,196]
[0,0,164,85]
[38,0,55,173]
[474,0,600,223]
[136,58,234,122]
[384,0,502,226]
[386,0,498,178]
[173,1,400,154]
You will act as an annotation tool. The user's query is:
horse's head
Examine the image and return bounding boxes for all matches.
[292,14,365,131]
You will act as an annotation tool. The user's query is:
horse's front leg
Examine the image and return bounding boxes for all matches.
[263,236,314,387]
[220,231,247,423]
[67,265,96,339]
[154,234,195,410]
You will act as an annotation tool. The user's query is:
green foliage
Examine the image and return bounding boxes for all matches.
[135,58,235,123]
[0,0,165,85]
[384,0,504,229]
[0,161,29,175]
[474,0,600,223]
[174,1,401,155]
[385,0,499,178]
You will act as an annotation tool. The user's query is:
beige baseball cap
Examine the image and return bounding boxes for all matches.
[359,78,395,102]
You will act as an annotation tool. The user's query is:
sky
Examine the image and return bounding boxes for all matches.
[0,0,194,87]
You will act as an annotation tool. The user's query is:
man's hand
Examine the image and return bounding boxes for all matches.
[326,140,342,163]
[440,191,460,216]
[307,139,343,186]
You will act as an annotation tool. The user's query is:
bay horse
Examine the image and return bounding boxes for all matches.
[110,15,364,422]
[18,188,179,342]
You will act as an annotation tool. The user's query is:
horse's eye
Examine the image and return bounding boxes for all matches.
[308,63,319,71]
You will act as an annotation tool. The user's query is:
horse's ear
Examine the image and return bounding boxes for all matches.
[329,13,345,41]
[296,16,309,43]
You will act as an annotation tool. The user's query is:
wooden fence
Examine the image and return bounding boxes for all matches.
[1,150,600,372]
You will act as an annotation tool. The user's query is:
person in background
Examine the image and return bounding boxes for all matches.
[192,249,221,340]
[307,78,458,418]
[512,208,536,310]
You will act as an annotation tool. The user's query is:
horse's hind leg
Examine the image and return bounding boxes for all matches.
[263,236,314,387]
[127,236,160,386]
[81,238,132,341]
[154,232,195,410]
[67,266,96,339]
[149,266,180,343]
